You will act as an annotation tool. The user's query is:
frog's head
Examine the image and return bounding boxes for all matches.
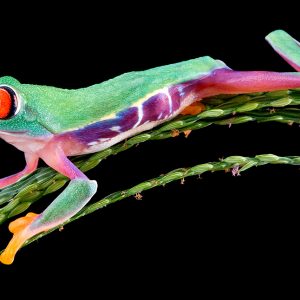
[0,76,51,137]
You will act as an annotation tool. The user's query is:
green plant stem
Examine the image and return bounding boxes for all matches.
[1,103,300,223]
[11,153,300,251]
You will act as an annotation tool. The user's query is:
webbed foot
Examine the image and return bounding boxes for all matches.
[0,212,39,265]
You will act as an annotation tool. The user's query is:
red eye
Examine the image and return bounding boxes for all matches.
[0,88,13,119]
[0,86,16,120]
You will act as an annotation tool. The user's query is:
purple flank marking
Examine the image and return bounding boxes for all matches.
[68,107,138,144]
[169,83,194,110]
[140,93,170,123]
[117,107,139,130]
[71,120,119,142]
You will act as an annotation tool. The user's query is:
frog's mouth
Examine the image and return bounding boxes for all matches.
[0,118,53,137]
[0,130,28,135]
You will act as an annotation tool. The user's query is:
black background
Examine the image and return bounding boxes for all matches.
[0,4,299,294]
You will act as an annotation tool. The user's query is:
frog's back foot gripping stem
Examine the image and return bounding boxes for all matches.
[266,30,300,71]
[0,147,97,265]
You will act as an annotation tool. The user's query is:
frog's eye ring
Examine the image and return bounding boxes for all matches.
[0,86,19,119]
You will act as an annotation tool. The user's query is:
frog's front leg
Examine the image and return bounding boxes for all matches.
[0,145,97,265]
[0,152,39,189]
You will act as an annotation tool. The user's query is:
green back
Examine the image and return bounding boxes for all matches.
[2,56,226,134]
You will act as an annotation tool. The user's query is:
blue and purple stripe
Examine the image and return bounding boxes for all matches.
[60,79,203,146]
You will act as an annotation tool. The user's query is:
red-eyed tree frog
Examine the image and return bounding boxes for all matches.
[0,30,300,264]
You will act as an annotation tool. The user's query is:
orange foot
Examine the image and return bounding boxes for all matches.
[0,212,39,265]
[180,102,206,116]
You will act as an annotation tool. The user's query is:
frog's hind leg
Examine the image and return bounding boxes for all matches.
[196,68,300,98]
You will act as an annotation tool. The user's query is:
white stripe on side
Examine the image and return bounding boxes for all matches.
[163,87,173,115]
[133,105,144,128]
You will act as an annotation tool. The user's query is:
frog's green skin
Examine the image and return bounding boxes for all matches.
[1,30,300,265]
[266,30,300,71]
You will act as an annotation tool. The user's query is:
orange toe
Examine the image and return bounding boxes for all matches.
[9,212,39,234]
[180,102,206,116]
[0,212,39,265]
